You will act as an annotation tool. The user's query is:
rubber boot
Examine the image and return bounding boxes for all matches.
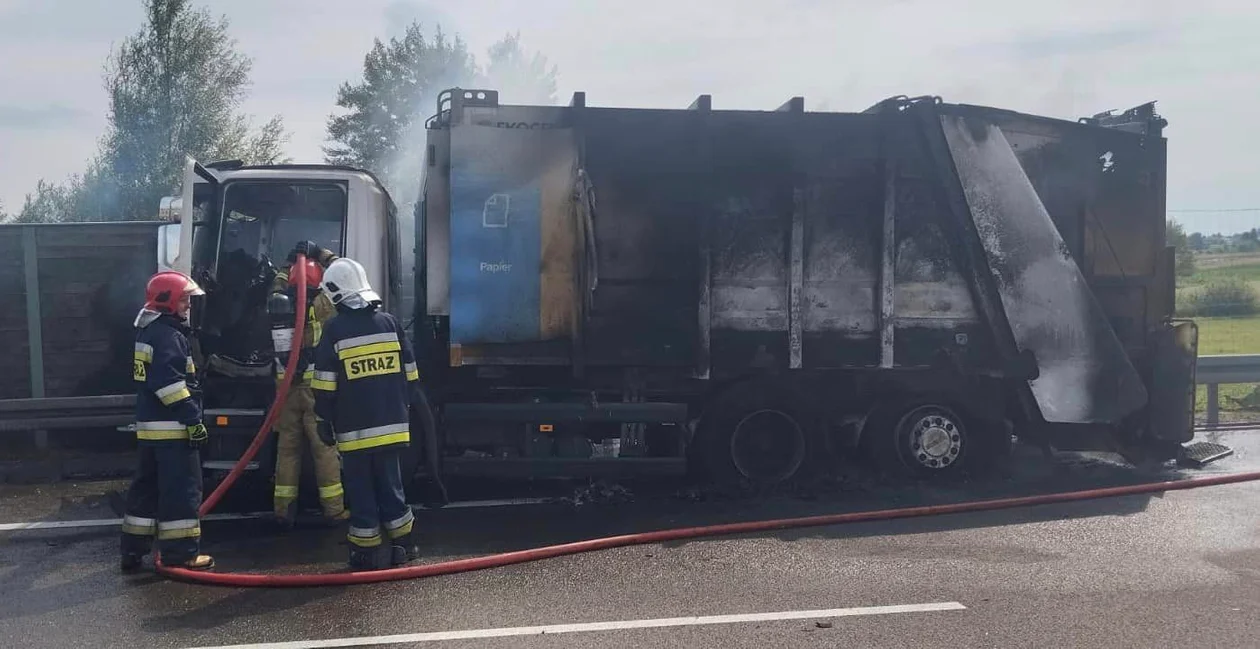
[348,546,390,571]
[320,509,350,528]
[390,530,421,566]
[120,554,144,573]
[180,554,216,571]
[273,514,296,533]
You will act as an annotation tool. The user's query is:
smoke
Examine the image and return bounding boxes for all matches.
[363,21,559,319]
[373,53,472,323]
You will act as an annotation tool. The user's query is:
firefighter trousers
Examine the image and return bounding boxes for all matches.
[120,443,203,564]
[343,449,414,549]
[274,385,346,520]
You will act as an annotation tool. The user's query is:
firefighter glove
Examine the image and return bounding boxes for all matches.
[288,241,323,263]
[187,423,209,448]
[317,420,336,447]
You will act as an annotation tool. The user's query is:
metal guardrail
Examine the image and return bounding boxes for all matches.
[1196,354,1260,425]
[0,395,136,433]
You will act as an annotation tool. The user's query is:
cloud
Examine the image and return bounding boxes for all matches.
[3,0,1260,234]
[0,104,93,130]
[381,0,458,37]
[959,26,1166,61]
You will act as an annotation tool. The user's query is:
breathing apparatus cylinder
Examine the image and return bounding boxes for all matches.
[268,290,296,362]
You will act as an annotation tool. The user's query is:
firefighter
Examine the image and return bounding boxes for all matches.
[120,271,214,572]
[269,242,347,528]
[312,257,422,570]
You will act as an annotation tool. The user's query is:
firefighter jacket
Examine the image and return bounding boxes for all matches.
[312,306,420,454]
[273,290,336,385]
[270,247,339,294]
[133,314,202,443]
[271,248,339,384]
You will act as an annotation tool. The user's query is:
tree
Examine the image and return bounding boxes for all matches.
[481,32,557,105]
[324,24,476,178]
[11,162,118,223]
[1188,231,1206,251]
[1168,218,1196,277]
[324,25,558,201]
[15,0,287,223]
[100,0,288,220]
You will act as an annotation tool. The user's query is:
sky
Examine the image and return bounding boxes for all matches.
[1,0,1258,234]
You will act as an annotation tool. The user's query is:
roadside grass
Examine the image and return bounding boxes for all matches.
[1181,256,1260,418]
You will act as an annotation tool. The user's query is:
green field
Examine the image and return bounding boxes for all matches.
[1181,254,1260,418]
[1195,315,1260,354]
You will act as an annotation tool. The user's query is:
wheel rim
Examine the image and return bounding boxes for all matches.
[729,409,806,483]
[905,408,964,470]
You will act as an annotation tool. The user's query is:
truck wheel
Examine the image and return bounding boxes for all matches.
[695,387,823,489]
[863,401,992,479]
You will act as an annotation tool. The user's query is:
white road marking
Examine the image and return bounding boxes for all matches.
[0,498,552,532]
[185,602,967,649]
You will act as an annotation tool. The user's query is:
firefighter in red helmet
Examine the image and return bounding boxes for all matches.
[120,270,214,572]
[268,242,347,528]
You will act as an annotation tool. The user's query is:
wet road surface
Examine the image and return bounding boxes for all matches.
[1,429,1258,648]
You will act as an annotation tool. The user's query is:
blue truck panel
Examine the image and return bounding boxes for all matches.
[449,165,542,344]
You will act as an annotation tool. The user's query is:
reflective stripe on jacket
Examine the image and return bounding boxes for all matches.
[134,316,201,443]
[312,307,418,454]
[273,291,336,385]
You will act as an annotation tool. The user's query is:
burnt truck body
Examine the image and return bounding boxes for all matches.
[416,90,1195,483]
[183,88,1198,494]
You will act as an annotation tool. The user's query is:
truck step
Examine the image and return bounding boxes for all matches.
[1178,441,1234,468]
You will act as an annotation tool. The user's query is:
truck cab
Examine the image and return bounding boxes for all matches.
[161,159,403,492]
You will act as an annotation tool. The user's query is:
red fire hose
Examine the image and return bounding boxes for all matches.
[158,256,1260,587]
[162,465,1260,587]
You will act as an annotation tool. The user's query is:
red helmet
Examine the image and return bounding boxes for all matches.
[144,271,204,313]
[288,258,324,288]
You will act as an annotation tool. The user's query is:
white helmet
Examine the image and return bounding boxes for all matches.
[321,258,380,310]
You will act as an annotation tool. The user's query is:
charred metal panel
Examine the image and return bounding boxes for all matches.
[579,108,706,366]
[710,190,790,332]
[1148,321,1197,443]
[424,126,451,316]
[879,154,896,368]
[792,114,882,369]
[984,111,1165,279]
[880,116,985,369]
[940,113,1148,424]
[972,106,1169,350]
[797,178,881,369]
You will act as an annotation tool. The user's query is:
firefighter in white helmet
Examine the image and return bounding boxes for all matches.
[311,258,422,569]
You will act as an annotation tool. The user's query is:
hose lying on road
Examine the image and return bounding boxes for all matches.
[159,465,1260,587]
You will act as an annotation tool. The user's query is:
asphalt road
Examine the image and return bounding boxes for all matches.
[1,430,1258,649]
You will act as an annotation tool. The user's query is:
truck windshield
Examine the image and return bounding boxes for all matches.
[217,181,347,266]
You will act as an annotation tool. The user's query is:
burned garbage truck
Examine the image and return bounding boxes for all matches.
[169,89,1202,495]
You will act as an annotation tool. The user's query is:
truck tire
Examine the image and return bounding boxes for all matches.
[694,384,824,489]
[861,399,1004,480]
